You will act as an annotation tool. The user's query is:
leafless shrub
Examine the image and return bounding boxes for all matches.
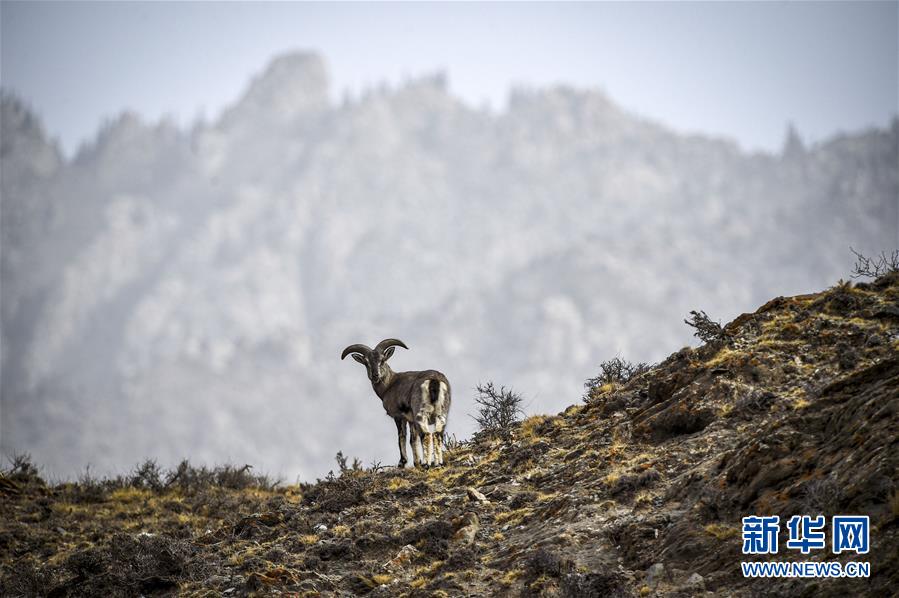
[684,310,729,344]
[165,460,278,492]
[63,465,117,503]
[583,357,651,400]
[472,382,524,442]
[3,452,43,485]
[299,451,372,511]
[4,455,279,503]
[303,469,370,513]
[335,450,363,474]
[130,459,165,491]
[850,247,899,279]
[443,432,465,452]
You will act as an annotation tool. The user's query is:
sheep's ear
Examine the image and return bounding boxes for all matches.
[382,346,395,360]
[351,353,367,365]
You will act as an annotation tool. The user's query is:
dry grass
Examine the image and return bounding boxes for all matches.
[331,524,350,537]
[108,487,153,503]
[706,347,741,367]
[495,508,532,527]
[704,523,740,540]
[519,415,550,439]
[387,477,411,491]
[634,491,653,509]
[604,472,621,487]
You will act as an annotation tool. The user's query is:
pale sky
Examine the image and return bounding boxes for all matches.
[2,1,897,157]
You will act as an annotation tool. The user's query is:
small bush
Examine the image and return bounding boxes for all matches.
[443,433,465,452]
[335,451,362,474]
[684,310,729,344]
[302,471,370,513]
[130,459,165,491]
[2,456,279,504]
[2,452,43,487]
[471,382,524,442]
[162,460,279,492]
[6,452,38,477]
[583,357,651,400]
[367,460,386,473]
[65,465,117,503]
[850,247,899,279]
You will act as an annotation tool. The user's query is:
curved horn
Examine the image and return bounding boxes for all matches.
[375,338,409,354]
[341,343,372,360]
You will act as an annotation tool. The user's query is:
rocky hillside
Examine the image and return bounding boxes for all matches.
[2,273,897,596]
[3,51,897,481]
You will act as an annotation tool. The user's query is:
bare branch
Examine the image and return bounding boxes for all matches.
[850,247,899,279]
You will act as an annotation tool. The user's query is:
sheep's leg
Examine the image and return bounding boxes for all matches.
[434,431,444,466]
[415,415,434,467]
[411,422,424,468]
[425,431,434,467]
[417,430,430,468]
[394,417,408,468]
[434,414,447,466]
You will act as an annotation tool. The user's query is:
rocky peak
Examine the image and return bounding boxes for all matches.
[0,92,61,179]
[782,121,806,160]
[221,51,330,126]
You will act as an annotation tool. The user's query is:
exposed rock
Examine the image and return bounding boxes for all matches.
[646,562,666,587]
[466,487,489,503]
[451,512,480,544]
[383,544,420,572]
[686,572,704,589]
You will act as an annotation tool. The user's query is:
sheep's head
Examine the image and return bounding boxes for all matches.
[341,338,408,384]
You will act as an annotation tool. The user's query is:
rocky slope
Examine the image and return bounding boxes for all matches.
[2,51,898,481]
[2,273,897,596]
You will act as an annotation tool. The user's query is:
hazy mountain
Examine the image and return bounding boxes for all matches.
[1,52,896,481]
